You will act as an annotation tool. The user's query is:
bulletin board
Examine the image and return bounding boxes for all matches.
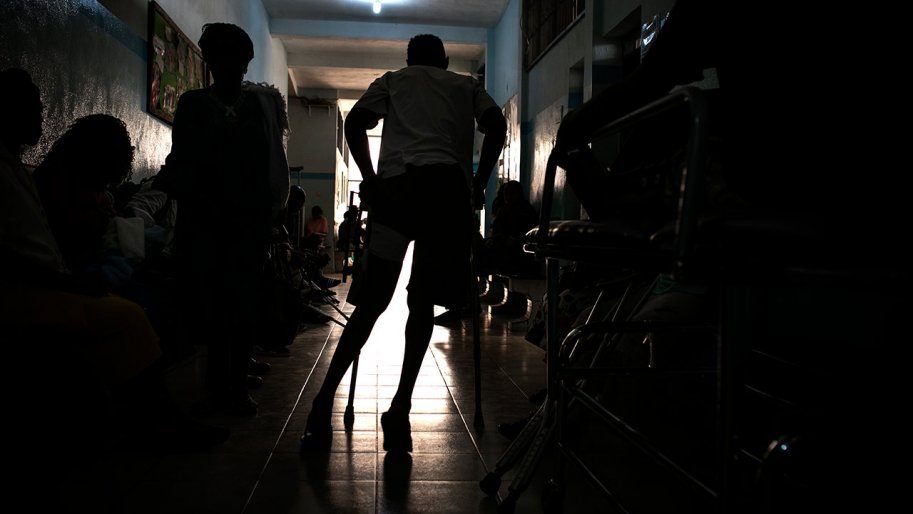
[147,1,206,124]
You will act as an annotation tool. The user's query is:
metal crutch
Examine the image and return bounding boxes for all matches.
[471,198,485,429]
[296,260,359,429]
[342,197,367,431]
[295,196,365,430]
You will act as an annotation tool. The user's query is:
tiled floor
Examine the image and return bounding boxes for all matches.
[51,247,607,513]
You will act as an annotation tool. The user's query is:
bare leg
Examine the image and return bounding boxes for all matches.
[309,254,401,418]
[377,287,435,453]
[312,303,387,409]
[390,290,435,412]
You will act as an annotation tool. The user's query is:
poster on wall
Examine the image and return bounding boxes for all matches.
[147,1,206,124]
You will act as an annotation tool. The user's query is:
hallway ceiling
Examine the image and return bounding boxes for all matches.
[261,0,510,100]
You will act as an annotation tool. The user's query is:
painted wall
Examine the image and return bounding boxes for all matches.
[287,100,339,269]
[487,0,522,110]
[287,102,337,174]
[485,0,524,233]
[523,15,590,220]
[1,0,287,181]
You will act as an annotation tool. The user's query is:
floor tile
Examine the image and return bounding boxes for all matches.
[377,480,500,514]
[380,453,487,482]
[246,479,376,514]
[76,259,564,513]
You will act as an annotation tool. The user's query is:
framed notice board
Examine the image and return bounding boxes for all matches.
[147,1,206,124]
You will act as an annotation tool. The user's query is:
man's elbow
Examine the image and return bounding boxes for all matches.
[345,108,379,134]
[490,116,508,139]
[343,121,361,145]
[344,117,364,140]
[479,108,507,137]
[486,117,507,147]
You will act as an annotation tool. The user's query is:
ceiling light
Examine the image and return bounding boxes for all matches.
[373,0,381,14]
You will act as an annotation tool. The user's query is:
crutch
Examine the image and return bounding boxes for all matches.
[289,246,348,327]
[470,209,485,429]
[342,195,367,431]
[295,251,359,428]
[344,306,359,430]
[298,274,348,328]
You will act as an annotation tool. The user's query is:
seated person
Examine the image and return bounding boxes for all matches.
[32,113,138,284]
[33,114,188,361]
[0,68,227,460]
[300,203,339,289]
[435,180,538,325]
[304,204,328,251]
[480,180,538,276]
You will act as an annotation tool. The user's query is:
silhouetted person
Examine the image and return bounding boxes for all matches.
[154,23,290,416]
[483,179,538,273]
[300,34,506,452]
[33,115,194,366]
[0,68,161,387]
[33,114,135,278]
[336,204,363,256]
[435,180,538,324]
[0,68,227,477]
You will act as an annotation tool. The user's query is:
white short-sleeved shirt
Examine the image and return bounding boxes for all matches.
[352,65,499,182]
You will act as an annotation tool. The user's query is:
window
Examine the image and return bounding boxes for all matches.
[523,0,585,69]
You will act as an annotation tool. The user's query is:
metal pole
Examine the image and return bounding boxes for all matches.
[472,211,484,429]
[343,193,365,431]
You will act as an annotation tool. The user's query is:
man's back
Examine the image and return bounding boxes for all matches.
[354,65,495,181]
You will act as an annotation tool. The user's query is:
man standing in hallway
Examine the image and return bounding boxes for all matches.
[301,34,506,452]
[155,23,290,417]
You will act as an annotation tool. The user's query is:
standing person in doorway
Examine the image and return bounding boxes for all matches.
[154,23,290,416]
[300,34,506,452]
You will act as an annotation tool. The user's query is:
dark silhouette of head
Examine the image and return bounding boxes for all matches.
[502,180,525,204]
[342,204,358,221]
[0,68,43,154]
[199,23,254,84]
[287,185,306,214]
[407,34,448,70]
[311,205,324,218]
[37,114,134,191]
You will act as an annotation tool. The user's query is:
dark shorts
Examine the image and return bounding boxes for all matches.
[357,163,473,309]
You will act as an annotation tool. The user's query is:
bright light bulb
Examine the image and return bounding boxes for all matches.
[373,1,381,14]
